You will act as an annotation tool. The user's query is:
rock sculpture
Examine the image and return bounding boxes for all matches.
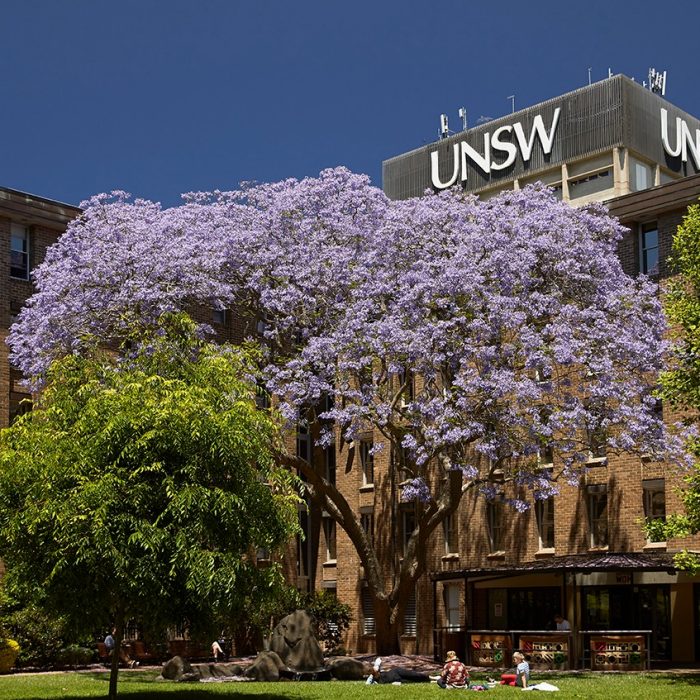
[270,609,324,671]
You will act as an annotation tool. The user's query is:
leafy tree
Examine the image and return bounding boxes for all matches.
[646,203,700,572]
[8,168,673,653]
[0,315,299,697]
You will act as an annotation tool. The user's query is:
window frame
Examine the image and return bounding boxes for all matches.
[643,478,666,544]
[400,504,417,557]
[361,587,375,636]
[444,583,461,630]
[10,223,30,280]
[587,484,609,549]
[487,497,505,554]
[359,438,374,486]
[535,497,555,551]
[402,587,417,637]
[443,513,459,555]
[323,516,337,561]
[639,221,659,276]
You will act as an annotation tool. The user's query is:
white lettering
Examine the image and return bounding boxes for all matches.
[681,120,700,170]
[430,144,460,188]
[513,108,560,161]
[660,108,683,157]
[490,125,518,171]
[661,108,700,169]
[461,134,491,178]
[430,108,561,188]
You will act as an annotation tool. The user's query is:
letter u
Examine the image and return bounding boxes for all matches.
[661,108,683,158]
[431,144,459,189]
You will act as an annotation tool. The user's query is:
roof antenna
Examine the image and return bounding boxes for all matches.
[439,113,450,139]
[588,67,592,85]
[458,107,467,131]
[507,95,515,113]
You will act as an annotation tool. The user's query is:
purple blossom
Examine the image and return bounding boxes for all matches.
[6,168,684,513]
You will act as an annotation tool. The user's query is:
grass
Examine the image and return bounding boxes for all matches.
[0,670,699,700]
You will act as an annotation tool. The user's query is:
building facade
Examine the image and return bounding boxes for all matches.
[383,74,700,205]
[3,74,700,667]
[0,188,81,428]
[315,75,700,665]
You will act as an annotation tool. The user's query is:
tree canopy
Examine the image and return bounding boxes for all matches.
[7,167,675,652]
[0,315,299,696]
[648,202,700,571]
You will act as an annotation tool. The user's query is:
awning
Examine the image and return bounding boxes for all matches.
[430,551,677,582]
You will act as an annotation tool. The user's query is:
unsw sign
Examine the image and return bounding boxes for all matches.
[430,108,561,189]
[661,108,700,170]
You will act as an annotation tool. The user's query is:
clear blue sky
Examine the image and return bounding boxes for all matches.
[2,0,698,207]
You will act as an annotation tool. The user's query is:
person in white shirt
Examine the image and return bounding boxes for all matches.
[554,614,570,631]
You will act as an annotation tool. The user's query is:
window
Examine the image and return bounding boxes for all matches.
[535,498,555,550]
[587,425,607,462]
[323,517,337,560]
[297,421,311,463]
[444,584,461,629]
[487,498,505,553]
[10,223,29,279]
[393,439,410,483]
[360,509,374,545]
[643,479,666,543]
[325,444,336,486]
[359,438,374,485]
[443,513,459,554]
[396,365,415,405]
[319,393,335,421]
[361,588,375,635]
[212,308,227,325]
[9,392,32,424]
[639,222,659,276]
[297,507,311,581]
[403,587,417,636]
[568,168,612,199]
[587,484,608,548]
[401,505,417,556]
[538,444,554,467]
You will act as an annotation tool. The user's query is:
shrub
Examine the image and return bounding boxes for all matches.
[1,603,66,667]
[55,644,96,668]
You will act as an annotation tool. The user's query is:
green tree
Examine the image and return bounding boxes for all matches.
[0,315,299,698]
[650,203,700,572]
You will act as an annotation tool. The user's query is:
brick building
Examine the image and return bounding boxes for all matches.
[0,188,80,428]
[307,76,700,666]
[3,74,700,668]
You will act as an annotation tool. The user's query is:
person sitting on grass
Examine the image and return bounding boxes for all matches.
[437,650,469,689]
[500,652,529,688]
[365,657,432,685]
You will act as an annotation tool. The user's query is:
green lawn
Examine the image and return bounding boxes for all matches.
[0,670,699,700]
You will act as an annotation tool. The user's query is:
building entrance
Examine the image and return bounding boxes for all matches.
[582,585,670,660]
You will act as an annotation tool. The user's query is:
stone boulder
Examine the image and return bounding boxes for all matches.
[327,656,368,680]
[191,662,245,680]
[244,650,287,681]
[161,655,192,681]
[270,609,324,671]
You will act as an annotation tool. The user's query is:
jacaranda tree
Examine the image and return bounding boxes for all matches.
[0,315,299,697]
[8,168,673,653]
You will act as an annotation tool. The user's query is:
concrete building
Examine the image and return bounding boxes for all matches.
[383,74,700,205]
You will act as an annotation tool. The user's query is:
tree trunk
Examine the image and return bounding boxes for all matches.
[373,596,403,655]
[108,611,124,700]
